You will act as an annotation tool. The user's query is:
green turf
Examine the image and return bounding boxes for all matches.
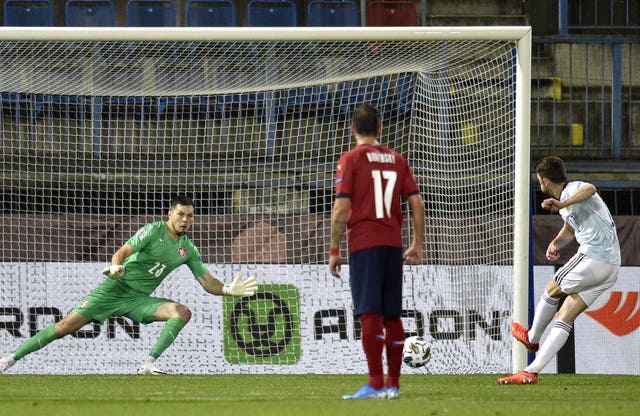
[1,374,638,416]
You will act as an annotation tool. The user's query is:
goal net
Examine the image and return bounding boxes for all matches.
[0,27,531,374]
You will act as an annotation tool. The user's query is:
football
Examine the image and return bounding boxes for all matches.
[402,336,432,368]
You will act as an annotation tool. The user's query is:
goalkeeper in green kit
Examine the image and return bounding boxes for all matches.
[0,196,258,374]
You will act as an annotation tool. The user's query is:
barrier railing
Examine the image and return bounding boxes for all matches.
[531,36,639,160]
[558,0,640,34]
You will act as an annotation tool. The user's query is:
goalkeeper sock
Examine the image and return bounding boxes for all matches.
[360,313,385,390]
[383,317,405,389]
[150,318,187,359]
[526,319,572,373]
[14,324,58,360]
[529,291,560,343]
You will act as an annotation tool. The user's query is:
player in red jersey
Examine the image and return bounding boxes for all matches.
[329,103,425,399]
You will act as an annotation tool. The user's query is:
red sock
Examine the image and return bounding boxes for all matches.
[384,317,405,389]
[360,313,385,390]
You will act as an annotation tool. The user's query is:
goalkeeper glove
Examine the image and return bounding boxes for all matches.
[102,264,125,279]
[222,272,258,297]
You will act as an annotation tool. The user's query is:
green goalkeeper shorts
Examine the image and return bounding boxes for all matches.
[73,280,169,324]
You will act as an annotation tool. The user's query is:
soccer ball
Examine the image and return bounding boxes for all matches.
[402,336,432,368]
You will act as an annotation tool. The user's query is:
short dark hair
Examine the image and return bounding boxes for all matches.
[170,196,194,210]
[534,156,567,183]
[352,103,380,137]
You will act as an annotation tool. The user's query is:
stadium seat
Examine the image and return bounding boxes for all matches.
[103,96,162,121]
[336,76,390,118]
[4,0,54,26]
[367,0,418,26]
[385,72,415,118]
[247,0,297,27]
[216,92,267,119]
[0,92,24,121]
[0,94,84,120]
[65,1,116,27]
[186,0,236,26]
[278,86,333,120]
[307,0,358,27]
[160,96,210,120]
[127,0,177,26]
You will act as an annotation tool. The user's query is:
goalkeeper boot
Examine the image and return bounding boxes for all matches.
[497,370,538,385]
[510,322,539,353]
[386,386,400,399]
[0,355,16,373]
[137,360,168,375]
[342,383,387,400]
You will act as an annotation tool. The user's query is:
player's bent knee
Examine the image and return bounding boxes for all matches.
[174,304,192,322]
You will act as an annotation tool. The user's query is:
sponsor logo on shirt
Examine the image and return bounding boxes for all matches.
[178,247,187,257]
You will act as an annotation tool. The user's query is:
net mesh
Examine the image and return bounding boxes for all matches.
[0,34,519,374]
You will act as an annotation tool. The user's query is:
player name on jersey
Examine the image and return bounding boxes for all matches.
[366,152,396,164]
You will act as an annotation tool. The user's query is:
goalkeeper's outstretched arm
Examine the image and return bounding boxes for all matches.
[197,272,258,297]
[102,243,135,279]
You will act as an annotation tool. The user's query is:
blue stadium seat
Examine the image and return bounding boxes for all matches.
[127,0,177,26]
[160,96,211,121]
[247,0,297,27]
[336,76,390,118]
[32,95,91,126]
[279,86,330,108]
[4,0,54,26]
[385,72,415,118]
[186,0,236,26]
[216,92,267,119]
[278,86,333,119]
[0,92,25,121]
[65,1,116,27]
[307,0,358,27]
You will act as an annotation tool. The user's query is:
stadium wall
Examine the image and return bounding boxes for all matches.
[1,214,639,265]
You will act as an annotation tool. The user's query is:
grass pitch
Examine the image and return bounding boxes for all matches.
[1,374,638,416]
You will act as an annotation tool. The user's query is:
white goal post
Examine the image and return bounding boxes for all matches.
[0,26,531,374]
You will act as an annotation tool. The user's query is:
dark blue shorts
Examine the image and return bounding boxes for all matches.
[349,246,403,318]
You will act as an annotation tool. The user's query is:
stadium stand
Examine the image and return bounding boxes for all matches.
[367,0,418,26]
[126,0,176,26]
[186,0,236,26]
[4,0,54,26]
[0,0,638,213]
[307,0,358,27]
[65,0,116,26]
[247,0,297,26]
[336,76,390,119]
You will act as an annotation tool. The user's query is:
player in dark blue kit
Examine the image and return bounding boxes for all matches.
[329,104,425,399]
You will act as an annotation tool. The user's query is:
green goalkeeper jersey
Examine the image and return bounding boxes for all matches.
[101,221,209,295]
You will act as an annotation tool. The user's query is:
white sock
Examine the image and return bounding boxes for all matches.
[529,291,559,343]
[143,357,156,364]
[525,319,572,373]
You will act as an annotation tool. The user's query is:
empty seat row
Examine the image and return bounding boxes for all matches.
[1,73,416,122]
[3,0,418,27]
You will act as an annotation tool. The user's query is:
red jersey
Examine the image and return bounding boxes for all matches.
[335,143,420,253]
